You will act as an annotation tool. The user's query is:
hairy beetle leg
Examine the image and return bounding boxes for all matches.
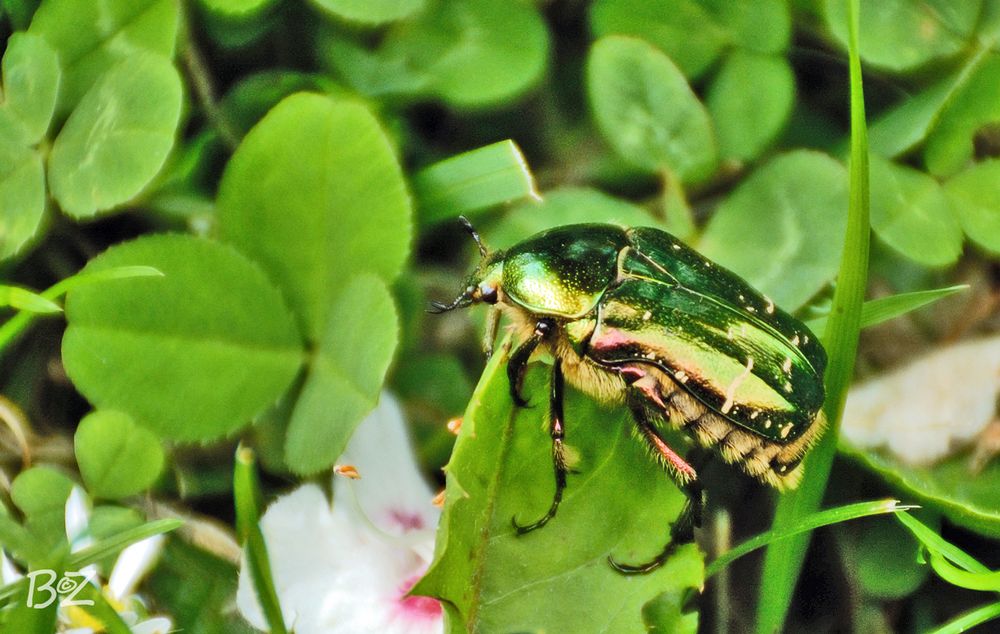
[507,319,554,407]
[512,359,568,535]
[608,390,706,574]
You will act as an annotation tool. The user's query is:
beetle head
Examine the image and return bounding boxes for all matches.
[429,217,504,314]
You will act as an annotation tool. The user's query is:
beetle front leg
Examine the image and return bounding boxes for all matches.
[506,318,553,407]
[609,390,706,575]
[512,359,568,535]
[483,306,502,360]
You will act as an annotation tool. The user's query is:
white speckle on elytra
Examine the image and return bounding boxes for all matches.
[780,423,794,439]
[792,334,801,347]
[782,357,793,373]
[675,370,689,383]
[764,419,773,429]
[721,357,754,415]
[642,310,652,321]
[672,244,681,251]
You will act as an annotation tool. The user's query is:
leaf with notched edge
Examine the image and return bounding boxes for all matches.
[414,345,702,633]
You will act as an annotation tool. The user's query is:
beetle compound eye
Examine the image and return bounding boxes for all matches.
[480,285,498,304]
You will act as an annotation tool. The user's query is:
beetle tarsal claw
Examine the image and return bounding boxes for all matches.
[607,540,678,575]
[511,510,554,535]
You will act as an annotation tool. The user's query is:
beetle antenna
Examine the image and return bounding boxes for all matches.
[427,291,473,314]
[459,216,489,259]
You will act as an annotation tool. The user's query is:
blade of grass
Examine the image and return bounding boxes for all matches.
[926,601,1000,634]
[234,445,287,634]
[706,500,914,579]
[413,140,540,226]
[0,286,62,314]
[0,265,163,356]
[755,1,870,631]
[805,285,967,336]
[895,512,991,575]
[928,553,1000,592]
[68,518,183,571]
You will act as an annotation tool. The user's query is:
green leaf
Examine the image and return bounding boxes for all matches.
[2,0,42,31]
[705,0,790,54]
[805,284,968,335]
[0,138,44,261]
[588,35,717,182]
[48,53,182,219]
[413,140,539,226]
[28,0,179,113]
[823,0,975,72]
[847,515,930,599]
[869,155,963,267]
[311,0,423,24]
[707,50,794,163]
[218,70,338,139]
[62,234,303,441]
[323,0,548,108]
[756,3,871,629]
[925,53,1000,177]
[284,275,397,474]
[10,465,73,517]
[217,92,410,343]
[944,159,1000,254]
[74,410,165,499]
[196,0,277,48]
[10,465,74,554]
[493,186,659,250]
[699,150,849,311]
[384,0,548,107]
[0,285,60,313]
[0,32,60,144]
[414,345,703,632]
[198,0,274,18]
[590,0,728,79]
[867,49,990,159]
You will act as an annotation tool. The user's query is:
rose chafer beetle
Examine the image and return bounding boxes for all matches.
[432,219,827,573]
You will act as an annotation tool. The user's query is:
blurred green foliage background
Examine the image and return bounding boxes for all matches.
[1,0,1000,632]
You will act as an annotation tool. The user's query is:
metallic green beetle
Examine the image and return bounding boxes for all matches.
[432,219,827,573]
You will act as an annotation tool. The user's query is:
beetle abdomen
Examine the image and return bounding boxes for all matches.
[624,362,823,489]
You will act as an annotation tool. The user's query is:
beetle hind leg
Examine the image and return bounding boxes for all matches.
[512,359,568,534]
[608,386,706,575]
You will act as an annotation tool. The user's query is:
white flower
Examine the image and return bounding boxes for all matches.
[237,392,443,634]
[842,335,1000,465]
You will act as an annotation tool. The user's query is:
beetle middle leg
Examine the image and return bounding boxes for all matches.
[512,358,568,534]
[507,318,554,406]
